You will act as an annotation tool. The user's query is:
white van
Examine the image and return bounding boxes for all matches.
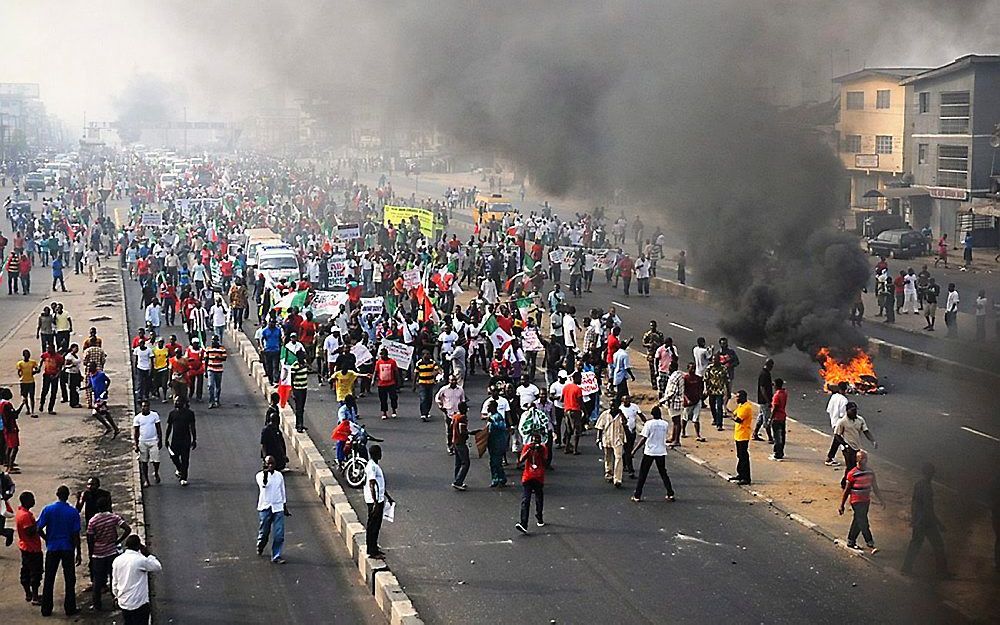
[256,245,301,286]
[244,228,284,270]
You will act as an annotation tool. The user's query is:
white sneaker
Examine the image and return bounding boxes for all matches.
[769,454,782,462]
[180,480,188,486]
[824,459,840,466]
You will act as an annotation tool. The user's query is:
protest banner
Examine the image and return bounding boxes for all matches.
[351,343,373,366]
[383,205,440,238]
[308,290,349,321]
[381,339,414,370]
[336,223,361,240]
[581,371,599,395]
[548,248,565,265]
[140,210,163,227]
[328,253,348,289]
[361,297,384,317]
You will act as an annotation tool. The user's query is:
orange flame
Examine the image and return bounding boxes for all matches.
[816,347,878,391]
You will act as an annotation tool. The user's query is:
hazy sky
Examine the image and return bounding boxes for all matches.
[2,0,997,134]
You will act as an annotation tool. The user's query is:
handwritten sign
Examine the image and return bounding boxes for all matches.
[580,371,599,395]
[351,343,373,366]
[361,297,384,317]
[548,249,565,265]
[380,339,414,370]
[521,327,543,352]
[402,269,421,289]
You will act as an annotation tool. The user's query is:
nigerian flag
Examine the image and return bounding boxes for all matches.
[482,314,513,349]
[523,253,536,271]
[515,296,533,321]
[276,346,298,407]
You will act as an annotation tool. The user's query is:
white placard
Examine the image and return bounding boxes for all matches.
[381,339,414,370]
[521,327,543,352]
[336,223,361,240]
[402,269,420,289]
[361,297,384,317]
[580,370,599,395]
[351,343,373,366]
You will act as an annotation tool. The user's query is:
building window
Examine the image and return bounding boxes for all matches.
[876,90,891,109]
[918,143,928,165]
[875,135,893,154]
[937,145,969,188]
[918,91,930,114]
[846,91,865,110]
[845,134,862,153]
[939,91,970,134]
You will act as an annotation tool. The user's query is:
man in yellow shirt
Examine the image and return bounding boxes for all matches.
[331,365,361,404]
[730,390,753,485]
[15,350,39,416]
[151,339,171,403]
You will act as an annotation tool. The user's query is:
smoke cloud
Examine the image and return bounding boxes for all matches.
[156,0,996,354]
[113,73,184,144]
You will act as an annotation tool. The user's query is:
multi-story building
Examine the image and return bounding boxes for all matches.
[833,68,928,210]
[901,54,1000,244]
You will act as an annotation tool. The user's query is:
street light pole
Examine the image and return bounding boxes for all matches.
[184,107,188,153]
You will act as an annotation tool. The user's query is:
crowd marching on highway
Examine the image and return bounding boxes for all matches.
[0,149,991,621]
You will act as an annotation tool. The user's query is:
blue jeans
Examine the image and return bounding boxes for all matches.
[207,371,223,404]
[257,508,285,560]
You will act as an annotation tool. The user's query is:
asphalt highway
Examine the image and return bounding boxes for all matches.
[287,336,959,623]
[121,268,381,624]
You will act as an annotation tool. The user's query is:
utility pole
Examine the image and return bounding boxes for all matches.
[184,106,188,153]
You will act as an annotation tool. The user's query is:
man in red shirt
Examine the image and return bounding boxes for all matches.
[893,271,906,314]
[15,490,44,604]
[298,311,318,366]
[39,348,64,414]
[838,449,885,554]
[617,253,634,297]
[372,349,400,420]
[515,433,547,534]
[770,378,788,460]
[561,371,584,454]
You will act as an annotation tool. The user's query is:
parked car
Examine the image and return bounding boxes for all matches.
[867,229,928,259]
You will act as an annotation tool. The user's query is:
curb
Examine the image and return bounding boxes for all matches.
[649,276,1000,384]
[227,325,424,625]
[116,268,147,544]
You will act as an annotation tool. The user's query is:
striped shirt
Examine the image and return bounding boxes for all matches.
[204,347,227,373]
[87,512,126,558]
[188,307,208,331]
[291,362,310,390]
[415,360,438,386]
[845,466,874,504]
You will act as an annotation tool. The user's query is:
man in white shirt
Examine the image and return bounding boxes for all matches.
[132,400,162,488]
[209,298,228,341]
[133,340,154,402]
[692,337,712,377]
[111,534,161,624]
[630,406,675,502]
[438,324,459,377]
[256,455,287,563]
[945,283,960,337]
[903,269,919,313]
[322,327,341,383]
[619,394,643,478]
[824,381,849,466]
[562,307,578,369]
[364,445,393,558]
[548,371,567,447]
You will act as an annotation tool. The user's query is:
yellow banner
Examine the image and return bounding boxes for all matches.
[383,205,439,238]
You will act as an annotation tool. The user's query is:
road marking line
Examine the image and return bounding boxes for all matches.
[610,301,631,310]
[685,454,707,466]
[669,322,693,332]
[737,346,766,358]
[961,426,1000,443]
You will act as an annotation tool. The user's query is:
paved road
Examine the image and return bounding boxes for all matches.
[287,347,957,623]
[349,171,1000,369]
[120,255,381,623]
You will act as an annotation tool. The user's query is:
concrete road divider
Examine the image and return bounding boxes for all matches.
[227,325,424,625]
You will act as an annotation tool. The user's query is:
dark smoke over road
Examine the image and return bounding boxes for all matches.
[160,0,995,354]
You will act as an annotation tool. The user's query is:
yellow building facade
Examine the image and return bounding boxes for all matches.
[833,68,927,210]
